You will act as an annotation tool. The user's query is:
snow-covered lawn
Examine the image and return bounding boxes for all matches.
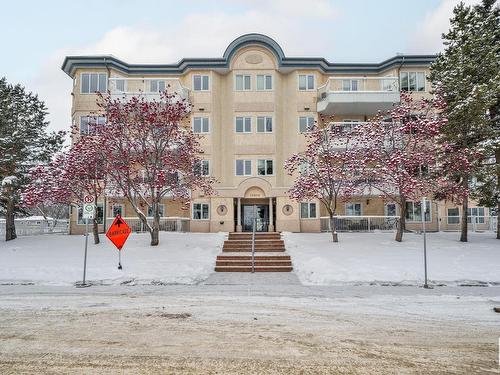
[285,231,500,286]
[0,232,225,286]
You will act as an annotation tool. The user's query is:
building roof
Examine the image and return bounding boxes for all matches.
[62,33,436,77]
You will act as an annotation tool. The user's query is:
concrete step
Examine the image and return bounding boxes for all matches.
[228,233,282,240]
[222,248,285,252]
[216,260,292,267]
[214,266,293,272]
[217,255,291,260]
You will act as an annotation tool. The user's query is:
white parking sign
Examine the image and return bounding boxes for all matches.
[83,195,95,219]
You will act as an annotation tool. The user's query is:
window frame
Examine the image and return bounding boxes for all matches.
[111,204,124,218]
[298,116,315,133]
[467,207,485,224]
[235,159,252,176]
[235,116,252,133]
[405,200,431,222]
[400,71,426,92]
[193,74,210,91]
[256,74,273,91]
[300,202,317,219]
[256,116,273,133]
[447,207,460,224]
[298,74,315,91]
[235,74,252,91]
[79,115,106,135]
[257,159,274,176]
[80,72,107,94]
[194,159,210,177]
[345,202,362,216]
[147,204,165,218]
[192,116,210,134]
[192,203,210,220]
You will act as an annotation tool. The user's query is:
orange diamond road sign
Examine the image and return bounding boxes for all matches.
[106,215,131,251]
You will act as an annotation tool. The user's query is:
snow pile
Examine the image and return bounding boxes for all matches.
[0,232,225,286]
[285,232,500,286]
[1,176,17,186]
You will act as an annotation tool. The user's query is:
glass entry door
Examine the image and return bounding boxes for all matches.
[242,205,269,232]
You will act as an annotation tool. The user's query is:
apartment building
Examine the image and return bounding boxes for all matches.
[62,33,494,234]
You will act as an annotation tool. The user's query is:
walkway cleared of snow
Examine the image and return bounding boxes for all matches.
[0,232,225,286]
[284,231,500,286]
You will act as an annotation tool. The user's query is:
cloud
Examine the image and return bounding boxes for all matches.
[409,0,481,53]
[30,2,339,135]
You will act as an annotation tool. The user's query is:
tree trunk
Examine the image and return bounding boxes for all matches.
[496,147,500,240]
[150,202,160,246]
[329,214,338,242]
[460,197,468,243]
[92,216,100,244]
[396,199,406,242]
[5,195,17,241]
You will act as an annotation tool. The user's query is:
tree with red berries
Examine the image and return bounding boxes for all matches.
[285,121,367,242]
[358,92,455,242]
[97,92,214,246]
[23,126,108,244]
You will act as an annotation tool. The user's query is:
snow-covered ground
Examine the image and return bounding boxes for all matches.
[0,232,225,286]
[285,231,500,286]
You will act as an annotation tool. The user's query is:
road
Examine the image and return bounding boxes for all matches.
[0,276,499,374]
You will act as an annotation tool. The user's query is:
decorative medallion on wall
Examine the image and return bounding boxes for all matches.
[217,205,228,216]
[282,204,293,216]
[245,54,263,64]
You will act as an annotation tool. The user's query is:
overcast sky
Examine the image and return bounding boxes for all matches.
[1,0,478,135]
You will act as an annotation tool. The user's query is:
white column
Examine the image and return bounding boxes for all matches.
[236,198,242,232]
[268,197,274,232]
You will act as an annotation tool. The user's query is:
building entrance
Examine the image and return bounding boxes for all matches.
[242,204,269,232]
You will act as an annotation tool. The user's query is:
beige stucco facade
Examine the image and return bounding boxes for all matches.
[63,34,493,235]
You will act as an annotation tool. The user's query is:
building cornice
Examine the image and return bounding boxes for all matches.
[61,33,436,77]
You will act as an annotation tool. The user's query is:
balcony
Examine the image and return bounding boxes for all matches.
[108,78,190,102]
[317,77,400,115]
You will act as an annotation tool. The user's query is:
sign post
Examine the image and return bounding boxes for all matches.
[422,197,430,289]
[106,215,131,270]
[77,195,95,287]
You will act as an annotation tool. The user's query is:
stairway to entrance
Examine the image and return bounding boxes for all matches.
[215,232,293,272]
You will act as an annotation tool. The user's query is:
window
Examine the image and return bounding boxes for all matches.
[257,159,273,176]
[193,203,209,220]
[345,203,362,216]
[193,117,210,133]
[406,200,431,222]
[298,116,315,133]
[193,75,209,91]
[147,204,165,217]
[447,207,460,224]
[298,74,315,90]
[80,115,106,135]
[235,117,252,133]
[114,79,126,92]
[236,160,252,176]
[300,202,317,218]
[257,116,273,133]
[400,72,426,92]
[149,80,166,92]
[77,203,104,224]
[467,207,485,224]
[111,204,124,217]
[194,159,210,176]
[235,74,251,91]
[342,79,358,91]
[81,73,107,93]
[256,75,272,90]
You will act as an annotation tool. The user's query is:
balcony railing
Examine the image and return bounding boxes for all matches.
[320,216,400,232]
[108,78,190,101]
[317,77,400,115]
[105,216,190,233]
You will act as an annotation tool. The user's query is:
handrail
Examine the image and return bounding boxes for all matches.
[251,206,256,273]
